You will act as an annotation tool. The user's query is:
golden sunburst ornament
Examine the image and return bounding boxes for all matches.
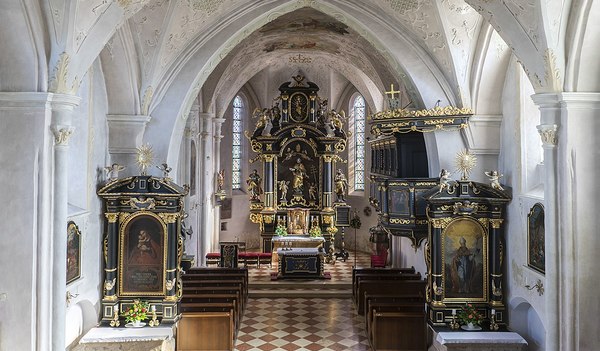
[455,149,477,180]
[136,143,154,175]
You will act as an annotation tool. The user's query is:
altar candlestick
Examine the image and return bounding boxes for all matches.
[491,309,496,315]
[452,309,456,315]
[152,305,156,312]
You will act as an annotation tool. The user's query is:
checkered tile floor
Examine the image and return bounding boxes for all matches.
[248,250,372,284]
[235,298,370,351]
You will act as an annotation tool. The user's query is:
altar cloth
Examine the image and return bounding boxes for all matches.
[79,325,174,343]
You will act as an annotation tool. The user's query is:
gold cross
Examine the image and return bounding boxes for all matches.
[385,84,401,99]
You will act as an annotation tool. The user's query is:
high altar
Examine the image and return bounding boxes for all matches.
[246,75,348,253]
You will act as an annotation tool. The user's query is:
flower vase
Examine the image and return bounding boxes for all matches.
[132,320,143,327]
[467,322,474,329]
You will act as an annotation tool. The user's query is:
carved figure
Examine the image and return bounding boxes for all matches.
[329,109,346,131]
[289,158,307,193]
[246,169,263,201]
[484,170,504,190]
[308,183,318,201]
[278,180,290,200]
[439,168,452,191]
[104,163,125,180]
[334,169,348,202]
[217,169,225,192]
[157,163,172,178]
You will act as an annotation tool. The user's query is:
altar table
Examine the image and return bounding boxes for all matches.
[277,248,325,279]
[428,327,527,351]
[73,325,175,351]
[271,235,325,265]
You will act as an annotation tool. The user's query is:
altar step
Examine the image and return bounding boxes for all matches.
[249,282,352,298]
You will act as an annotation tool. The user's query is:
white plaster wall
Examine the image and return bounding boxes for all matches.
[499,58,546,346]
[65,60,110,348]
[0,93,53,351]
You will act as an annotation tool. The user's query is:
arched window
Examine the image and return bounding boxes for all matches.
[232,96,243,189]
[352,95,366,190]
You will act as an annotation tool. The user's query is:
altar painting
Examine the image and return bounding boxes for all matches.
[442,218,487,301]
[119,213,166,296]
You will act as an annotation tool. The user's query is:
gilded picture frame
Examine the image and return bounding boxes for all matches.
[67,221,81,285]
[441,217,488,302]
[527,203,545,274]
[119,212,167,296]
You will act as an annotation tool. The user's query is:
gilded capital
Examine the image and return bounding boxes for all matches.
[159,213,179,223]
[490,219,504,229]
[537,124,558,147]
[105,213,118,223]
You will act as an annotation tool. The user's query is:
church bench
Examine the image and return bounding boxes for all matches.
[182,278,247,304]
[356,277,424,315]
[205,252,221,266]
[352,268,416,300]
[238,252,259,267]
[364,294,425,342]
[370,309,427,351]
[183,268,248,296]
[258,252,272,267]
[181,296,241,328]
[180,301,240,332]
[177,312,235,351]
[182,287,244,311]
[353,272,421,308]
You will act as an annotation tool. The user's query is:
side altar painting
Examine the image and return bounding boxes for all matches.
[67,221,81,285]
[246,75,349,254]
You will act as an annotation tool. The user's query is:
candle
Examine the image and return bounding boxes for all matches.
[452,309,456,315]
[113,305,118,312]
[491,309,496,315]
[152,305,156,312]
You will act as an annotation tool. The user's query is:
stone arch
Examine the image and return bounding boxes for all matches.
[509,297,546,351]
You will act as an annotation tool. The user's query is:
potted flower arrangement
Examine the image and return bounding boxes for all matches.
[308,224,322,237]
[275,223,288,237]
[121,299,150,327]
[457,303,483,330]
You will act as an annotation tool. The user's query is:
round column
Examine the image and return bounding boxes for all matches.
[50,93,80,351]
[322,155,333,211]
[263,155,275,210]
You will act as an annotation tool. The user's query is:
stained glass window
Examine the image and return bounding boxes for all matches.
[353,95,365,190]
[232,96,243,189]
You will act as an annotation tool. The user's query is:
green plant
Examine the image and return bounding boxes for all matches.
[457,303,483,326]
[309,225,322,237]
[121,299,150,324]
[275,223,288,236]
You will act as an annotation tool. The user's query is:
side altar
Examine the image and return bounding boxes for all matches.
[246,75,349,254]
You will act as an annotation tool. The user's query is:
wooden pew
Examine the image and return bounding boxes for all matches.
[177,311,234,351]
[364,294,424,341]
[355,274,422,314]
[352,268,416,303]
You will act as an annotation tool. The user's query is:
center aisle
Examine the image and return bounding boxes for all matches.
[234,297,370,351]
[235,251,372,350]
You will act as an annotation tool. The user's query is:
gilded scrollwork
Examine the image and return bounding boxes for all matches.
[159,213,179,223]
[490,219,503,229]
[433,281,443,296]
[104,278,116,292]
[390,218,412,225]
[166,279,175,291]
[371,106,473,120]
[430,217,453,229]
[249,213,262,224]
[119,212,131,223]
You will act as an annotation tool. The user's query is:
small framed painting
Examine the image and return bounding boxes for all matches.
[528,203,545,274]
[67,221,81,285]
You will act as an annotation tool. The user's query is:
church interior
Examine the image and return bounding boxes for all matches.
[1,0,599,350]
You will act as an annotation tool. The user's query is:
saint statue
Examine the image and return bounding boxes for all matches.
[308,183,317,201]
[334,169,348,202]
[217,169,225,192]
[289,158,307,194]
[246,169,263,201]
[278,180,290,200]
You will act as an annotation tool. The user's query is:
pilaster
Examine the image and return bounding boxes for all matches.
[106,114,152,169]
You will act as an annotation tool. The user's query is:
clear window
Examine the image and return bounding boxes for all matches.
[232,96,243,189]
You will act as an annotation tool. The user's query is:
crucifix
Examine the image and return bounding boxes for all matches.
[385,83,402,109]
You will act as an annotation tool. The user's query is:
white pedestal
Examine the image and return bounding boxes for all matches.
[429,327,527,351]
[72,325,175,351]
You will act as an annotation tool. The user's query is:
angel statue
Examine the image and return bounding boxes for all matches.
[308,183,318,201]
[278,180,290,201]
[485,170,504,190]
[439,168,452,191]
[157,162,172,178]
[104,163,125,180]
[329,109,346,131]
